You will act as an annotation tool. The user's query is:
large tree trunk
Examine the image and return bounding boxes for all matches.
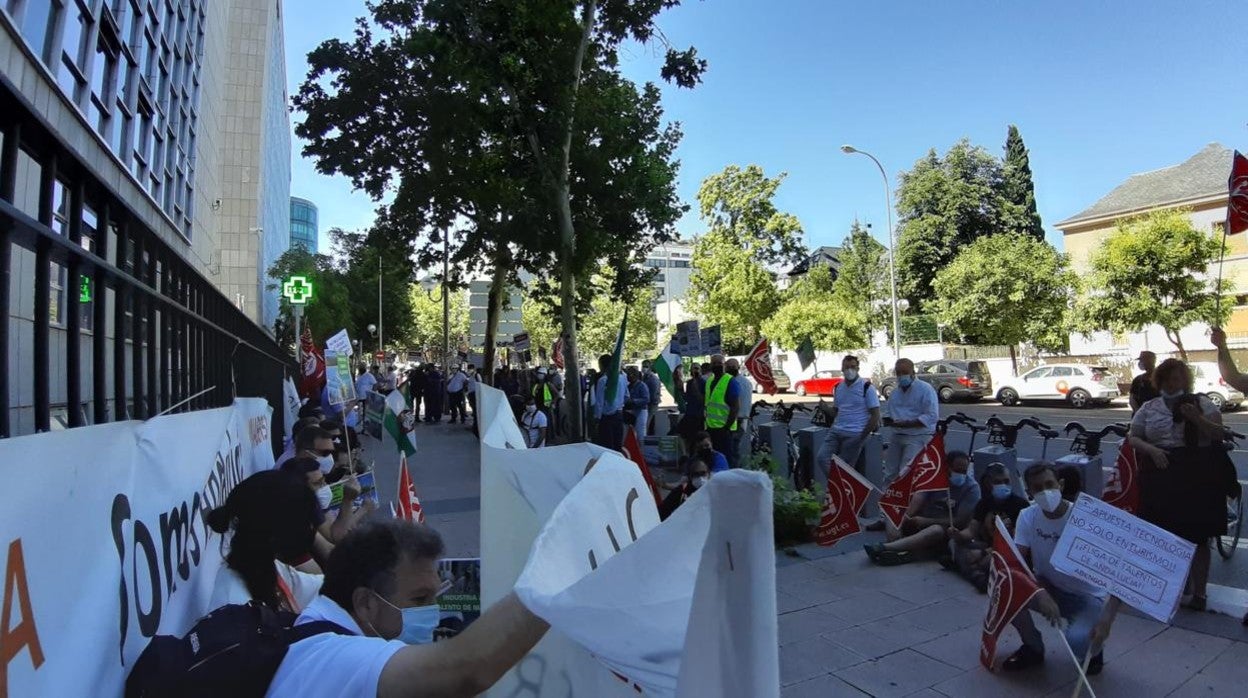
[1009,344,1018,376]
[481,245,512,386]
[558,195,583,442]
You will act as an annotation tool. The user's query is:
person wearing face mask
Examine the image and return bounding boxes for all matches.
[521,396,548,448]
[864,451,979,566]
[814,355,880,491]
[1003,463,1121,675]
[692,430,730,473]
[266,519,549,698]
[947,462,1030,592]
[870,359,940,531]
[703,354,741,466]
[287,426,338,475]
[207,471,325,615]
[282,457,375,545]
[659,458,712,520]
[1127,358,1230,613]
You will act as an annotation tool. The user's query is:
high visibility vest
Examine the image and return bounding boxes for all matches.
[533,383,553,405]
[704,374,736,431]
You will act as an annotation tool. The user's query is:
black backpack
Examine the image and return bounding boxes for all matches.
[125,602,349,698]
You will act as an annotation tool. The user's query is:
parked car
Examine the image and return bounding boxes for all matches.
[1189,361,1245,411]
[794,370,844,397]
[878,360,992,403]
[743,366,793,393]
[995,364,1120,409]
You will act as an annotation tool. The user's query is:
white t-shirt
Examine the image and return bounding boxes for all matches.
[733,374,752,420]
[522,409,549,447]
[832,379,880,433]
[1014,502,1105,598]
[266,595,407,698]
[208,562,322,613]
[1130,395,1219,449]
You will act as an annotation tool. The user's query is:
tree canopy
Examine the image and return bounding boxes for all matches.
[763,264,864,352]
[267,248,354,350]
[522,270,658,359]
[401,284,470,362]
[931,233,1075,370]
[1072,209,1229,360]
[831,221,891,345]
[1001,125,1045,240]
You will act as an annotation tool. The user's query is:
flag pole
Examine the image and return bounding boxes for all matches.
[1216,219,1229,320]
[1060,634,1097,698]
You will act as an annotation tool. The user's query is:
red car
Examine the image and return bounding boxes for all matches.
[794,370,844,397]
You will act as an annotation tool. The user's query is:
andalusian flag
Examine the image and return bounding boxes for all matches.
[653,340,685,410]
[605,307,628,404]
[383,389,418,457]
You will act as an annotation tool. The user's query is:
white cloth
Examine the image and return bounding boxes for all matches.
[208,562,322,613]
[831,379,880,433]
[884,380,938,434]
[1014,502,1106,598]
[1130,395,1219,449]
[355,372,378,396]
[522,409,549,447]
[266,595,407,697]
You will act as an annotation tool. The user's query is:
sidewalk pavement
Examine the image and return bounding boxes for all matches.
[778,538,1248,697]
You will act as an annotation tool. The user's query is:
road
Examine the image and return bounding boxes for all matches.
[746,392,1248,591]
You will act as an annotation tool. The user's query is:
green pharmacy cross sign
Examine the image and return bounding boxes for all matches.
[283,275,314,305]
[80,276,91,303]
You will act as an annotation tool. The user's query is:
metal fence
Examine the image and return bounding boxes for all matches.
[0,74,293,452]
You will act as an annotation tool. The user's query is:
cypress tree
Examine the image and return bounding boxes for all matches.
[1002,125,1045,239]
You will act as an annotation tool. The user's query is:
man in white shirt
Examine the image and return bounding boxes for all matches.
[445,364,470,424]
[356,366,379,397]
[593,354,629,450]
[882,358,939,481]
[814,355,880,490]
[1003,463,1120,675]
[726,358,753,469]
[267,519,548,698]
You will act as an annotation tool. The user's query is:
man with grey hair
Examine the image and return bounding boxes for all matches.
[882,358,939,481]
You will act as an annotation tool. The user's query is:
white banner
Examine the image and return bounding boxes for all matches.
[0,399,275,698]
[479,385,778,697]
[1051,493,1196,622]
[282,377,300,446]
[326,328,353,357]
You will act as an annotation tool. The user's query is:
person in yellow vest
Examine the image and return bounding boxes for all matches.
[532,367,561,436]
[703,354,741,467]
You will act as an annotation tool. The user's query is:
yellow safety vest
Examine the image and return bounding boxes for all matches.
[533,383,553,405]
[704,374,737,431]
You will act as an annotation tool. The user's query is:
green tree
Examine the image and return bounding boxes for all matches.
[1072,210,1229,361]
[523,269,659,360]
[402,284,470,362]
[764,264,864,352]
[931,233,1075,373]
[328,227,415,355]
[267,248,354,350]
[1002,125,1045,240]
[687,165,806,351]
[293,0,701,439]
[895,140,1007,307]
[832,221,890,345]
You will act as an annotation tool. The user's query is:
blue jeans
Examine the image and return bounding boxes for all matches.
[815,429,868,490]
[1011,581,1107,660]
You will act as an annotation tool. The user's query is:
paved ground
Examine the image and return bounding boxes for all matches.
[364,404,1248,697]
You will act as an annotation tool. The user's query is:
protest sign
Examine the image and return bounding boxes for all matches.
[282,376,300,446]
[324,351,357,405]
[513,332,531,352]
[1051,493,1196,622]
[327,469,380,513]
[699,325,722,355]
[676,320,700,356]
[0,400,274,698]
[478,384,779,698]
[363,390,385,439]
[326,328,353,356]
[438,558,482,631]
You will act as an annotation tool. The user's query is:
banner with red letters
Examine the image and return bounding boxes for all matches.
[815,455,876,546]
[980,518,1043,670]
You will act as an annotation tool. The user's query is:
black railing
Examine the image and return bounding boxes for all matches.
[0,70,293,452]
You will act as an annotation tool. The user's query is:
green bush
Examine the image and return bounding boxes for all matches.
[744,451,820,546]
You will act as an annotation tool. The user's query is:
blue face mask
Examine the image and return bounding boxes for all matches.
[991,484,1013,500]
[949,472,968,487]
[898,375,914,388]
[372,591,441,645]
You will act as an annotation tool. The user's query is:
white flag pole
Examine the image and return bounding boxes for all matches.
[1061,634,1097,698]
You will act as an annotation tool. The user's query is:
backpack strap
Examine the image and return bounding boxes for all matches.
[287,620,353,644]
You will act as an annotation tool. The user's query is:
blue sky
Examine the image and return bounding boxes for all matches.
[285,0,1248,253]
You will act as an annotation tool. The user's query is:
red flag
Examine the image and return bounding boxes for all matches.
[877,433,948,529]
[1102,444,1140,514]
[815,455,876,546]
[980,517,1042,670]
[395,454,426,524]
[298,324,326,399]
[552,336,565,370]
[622,426,662,507]
[1228,150,1248,235]
[744,337,777,395]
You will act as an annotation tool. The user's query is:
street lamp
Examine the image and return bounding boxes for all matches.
[420,274,450,374]
[842,144,903,360]
[367,324,377,364]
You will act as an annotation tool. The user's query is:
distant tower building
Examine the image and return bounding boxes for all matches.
[290,197,319,254]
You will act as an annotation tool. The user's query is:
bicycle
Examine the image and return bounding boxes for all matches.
[1217,428,1244,561]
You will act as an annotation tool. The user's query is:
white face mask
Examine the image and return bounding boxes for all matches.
[843,368,859,382]
[1034,488,1063,514]
[525,405,537,415]
[691,476,708,489]
[315,485,333,511]
[316,454,335,473]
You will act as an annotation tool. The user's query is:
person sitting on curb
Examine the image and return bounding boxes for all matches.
[946,462,1029,592]
[659,457,711,521]
[1001,462,1121,675]
[692,430,730,473]
[864,451,979,566]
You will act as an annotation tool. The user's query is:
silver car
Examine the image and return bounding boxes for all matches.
[745,366,792,394]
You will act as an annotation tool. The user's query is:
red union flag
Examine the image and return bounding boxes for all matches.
[395,454,426,524]
[1102,444,1140,514]
[621,426,662,506]
[744,337,778,395]
[981,517,1042,670]
[1228,150,1248,235]
[299,324,326,399]
[552,336,565,370]
[815,455,877,546]
[878,433,948,529]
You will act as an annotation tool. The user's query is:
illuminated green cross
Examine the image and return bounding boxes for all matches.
[80,276,92,303]
[283,276,314,305]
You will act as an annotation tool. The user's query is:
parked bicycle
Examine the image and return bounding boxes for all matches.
[1218,428,1244,561]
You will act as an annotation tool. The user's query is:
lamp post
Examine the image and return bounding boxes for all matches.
[842,144,903,360]
[367,323,377,364]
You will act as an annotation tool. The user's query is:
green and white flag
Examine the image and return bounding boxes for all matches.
[654,341,685,411]
[384,388,418,457]
[605,307,629,404]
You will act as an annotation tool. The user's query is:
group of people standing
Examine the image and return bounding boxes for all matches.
[356,362,479,426]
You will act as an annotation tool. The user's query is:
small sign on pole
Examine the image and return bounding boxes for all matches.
[513,332,531,352]
[326,328,353,357]
[283,275,314,305]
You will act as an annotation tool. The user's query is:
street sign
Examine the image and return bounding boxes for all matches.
[326,328,353,357]
[283,275,314,305]
[374,351,385,362]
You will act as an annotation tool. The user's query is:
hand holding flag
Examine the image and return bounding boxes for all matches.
[980,517,1042,670]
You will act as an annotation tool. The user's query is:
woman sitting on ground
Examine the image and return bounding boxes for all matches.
[207,470,324,613]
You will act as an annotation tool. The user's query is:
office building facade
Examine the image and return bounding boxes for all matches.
[289,195,317,253]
